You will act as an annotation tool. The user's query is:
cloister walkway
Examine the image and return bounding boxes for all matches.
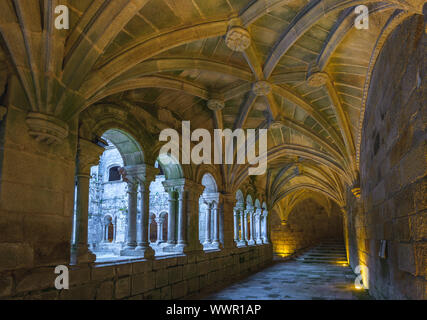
[197,244,372,300]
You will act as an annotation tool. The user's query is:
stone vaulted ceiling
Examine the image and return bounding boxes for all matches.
[0,0,424,211]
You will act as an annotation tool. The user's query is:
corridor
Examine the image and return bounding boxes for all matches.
[200,243,372,300]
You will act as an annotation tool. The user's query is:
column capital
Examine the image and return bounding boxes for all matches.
[201,192,221,204]
[162,178,205,197]
[120,164,159,187]
[77,138,105,175]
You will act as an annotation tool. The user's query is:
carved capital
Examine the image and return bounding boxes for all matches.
[307,72,329,87]
[120,164,159,187]
[225,26,251,52]
[252,81,271,96]
[26,112,69,145]
[207,99,225,111]
[0,105,6,121]
[77,139,105,174]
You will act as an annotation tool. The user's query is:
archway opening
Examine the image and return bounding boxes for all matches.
[199,173,222,250]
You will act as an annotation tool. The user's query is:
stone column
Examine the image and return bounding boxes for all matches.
[71,139,104,265]
[113,218,117,242]
[256,209,263,244]
[262,209,270,244]
[121,164,158,258]
[176,186,188,246]
[212,202,220,245]
[203,202,212,245]
[165,189,177,245]
[148,214,153,243]
[220,193,237,250]
[233,208,239,243]
[134,182,154,258]
[156,216,164,244]
[247,207,255,245]
[239,208,247,246]
[121,179,138,252]
[244,210,249,242]
[183,180,204,253]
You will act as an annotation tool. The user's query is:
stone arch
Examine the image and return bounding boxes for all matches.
[236,189,244,204]
[157,153,184,180]
[199,173,221,250]
[102,129,144,166]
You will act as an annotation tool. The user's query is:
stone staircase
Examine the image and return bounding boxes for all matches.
[295,240,348,265]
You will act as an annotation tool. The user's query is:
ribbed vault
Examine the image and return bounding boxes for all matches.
[0,0,424,220]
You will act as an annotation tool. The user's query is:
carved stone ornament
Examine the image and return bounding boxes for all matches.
[307,72,328,87]
[225,26,251,52]
[77,138,105,174]
[26,112,69,145]
[252,81,271,96]
[207,99,225,111]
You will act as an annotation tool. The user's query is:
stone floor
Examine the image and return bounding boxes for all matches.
[198,258,372,300]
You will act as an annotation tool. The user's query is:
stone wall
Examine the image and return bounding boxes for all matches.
[346,15,426,299]
[271,199,343,258]
[0,245,272,299]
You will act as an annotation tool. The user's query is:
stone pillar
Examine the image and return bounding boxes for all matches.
[204,202,212,245]
[71,139,105,265]
[122,180,138,252]
[212,202,220,245]
[239,208,247,246]
[233,208,239,243]
[134,181,154,258]
[244,210,249,242]
[255,209,263,244]
[156,216,164,244]
[183,180,204,253]
[165,189,177,245]
[262,209,270,244]
[176,187,187,246]
[121,164,158,258]
[221,194,238,250]
[247,207,255,245]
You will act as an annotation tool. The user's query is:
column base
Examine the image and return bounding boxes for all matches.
[255,239,263,245]
[248,240,255,246]
[182,243,204,254]
[237,240,248,247]
[135,245,155,259]
[71,245,96,265]
[120,246,154,259]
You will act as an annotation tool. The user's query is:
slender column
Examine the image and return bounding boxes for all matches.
[244,210,249,242]
[121,164,158,258]
[124,180,138,250]
[248,208,255,245]
[166,190,177,244]
[233,208,239,242]
[177,187,188,245]
[239,209,247,246]
[135,182,152,253]
[262,209,270,244]
[156,217,163,243]
[71,139,104,265]
[113,219,117,242]
[184,183,204,253]
[256,209,263,244]
[212,202,219,245]
[204,202,212,245]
